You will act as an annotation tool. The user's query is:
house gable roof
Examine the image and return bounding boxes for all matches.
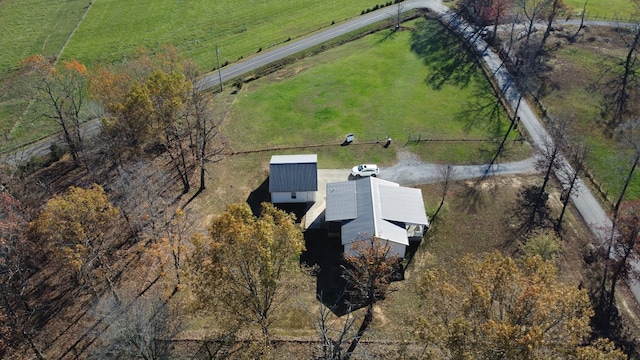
[269,154,318,192]
[326,177,429,247]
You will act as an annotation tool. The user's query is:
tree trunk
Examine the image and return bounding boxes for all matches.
[611,27,640,126]
[540,0,561,51]
[556,170,579,234]
[344,303,374,360]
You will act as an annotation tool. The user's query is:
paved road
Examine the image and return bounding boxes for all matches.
[197,0,449,90]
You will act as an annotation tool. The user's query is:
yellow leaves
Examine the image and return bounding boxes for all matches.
[187,202,305,338]
[31,184,120,278]
[415,251,604,358]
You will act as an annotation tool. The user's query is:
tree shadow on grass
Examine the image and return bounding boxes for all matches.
[246,177,270,216]
[409,16,480,91]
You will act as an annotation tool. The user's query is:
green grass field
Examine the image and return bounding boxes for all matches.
[222,21,524,166]
[0,0,91,75]
[541,36,640,201]
[61,0,390,70]
[564,0,637,20]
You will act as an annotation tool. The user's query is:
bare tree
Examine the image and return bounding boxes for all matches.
[21,55,88,166]
[604,201,640,314]
[189,83,224,194]
[555,141,590,234]
[307,295,359,360]
[540,0,567,51]
[90,292,182,359]
[0,192,46,360]
[569,1,588,43]
[514,117,569,234]
[432,164,457,221]
[603,19,640,127]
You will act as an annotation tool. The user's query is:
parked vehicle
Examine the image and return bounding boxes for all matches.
[351,164,379,177]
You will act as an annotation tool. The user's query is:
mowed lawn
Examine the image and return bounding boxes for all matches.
[222,21,526,167]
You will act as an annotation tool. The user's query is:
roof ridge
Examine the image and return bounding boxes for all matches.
[369,177,379,237]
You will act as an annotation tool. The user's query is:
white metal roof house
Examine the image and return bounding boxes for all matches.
[325,177,429,258]
[269,154,318,204]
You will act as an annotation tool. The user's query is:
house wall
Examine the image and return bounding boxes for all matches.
[343,241,406,259]
[271,191,316,203]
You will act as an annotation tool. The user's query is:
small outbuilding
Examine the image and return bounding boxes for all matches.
[269,154,318,203]
[325,176,429,258]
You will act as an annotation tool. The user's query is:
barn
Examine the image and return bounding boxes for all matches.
[269,154,318,203]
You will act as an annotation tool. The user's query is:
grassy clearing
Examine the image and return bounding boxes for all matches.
[223,23,526,167]
[540,26,640,201]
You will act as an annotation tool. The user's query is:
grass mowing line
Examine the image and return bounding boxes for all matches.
[0,0,91,74]
[57,0,95,63]
[61,0,392,70]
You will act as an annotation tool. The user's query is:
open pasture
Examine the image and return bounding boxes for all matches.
[61,0,393,70]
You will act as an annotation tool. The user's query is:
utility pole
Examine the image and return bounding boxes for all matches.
[216,46,223,92]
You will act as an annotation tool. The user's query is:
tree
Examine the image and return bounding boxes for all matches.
[414,251,624,359]
[604,200,640,313]
[341,237,401,359]
[92,48,224,195]
[603,21,640,128]
[31,184,122,296]
[522,117,569,233]
[432,164,457,221]
[556,140,590,234]
[188,202,305,347]
[307,296,360,360]
[21,55,88,166]
[0,192,46,359]
[188,81,224,194]
[458,0,510,33]
[540,0,568,51]
[90,292,182,360]
[520,231,562,261]
[146,69,194,194]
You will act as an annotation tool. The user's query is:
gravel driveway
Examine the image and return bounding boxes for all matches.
[304,154,537,229]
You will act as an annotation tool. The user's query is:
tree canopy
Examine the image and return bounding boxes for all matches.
[414,251,625,359]
[31,184,121,286]
[188,202,305,345]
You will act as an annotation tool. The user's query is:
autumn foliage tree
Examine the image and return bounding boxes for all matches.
[31,184,122,295]
[188,202,305,346]
[21,55,88,166]
[341,237,402,359]
[414,252,625,359]
[91,47,223,194]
